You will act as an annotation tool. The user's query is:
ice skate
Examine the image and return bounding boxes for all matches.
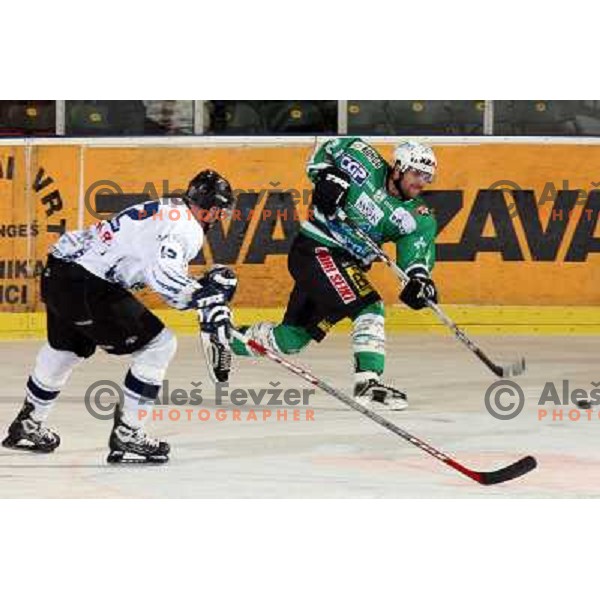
[2,400,61,452]
[354,377,408,411]
[107,410,170,464]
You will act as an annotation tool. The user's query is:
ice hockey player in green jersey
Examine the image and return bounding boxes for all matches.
[216,137,438,411]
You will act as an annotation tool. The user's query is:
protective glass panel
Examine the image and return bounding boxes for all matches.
[494,101,600,136]
[65,101,194,135]
[206,101,338,134]
[0,101,56,136]
[347,100,485,135]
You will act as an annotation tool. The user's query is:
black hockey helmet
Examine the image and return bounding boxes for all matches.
[184,169,235,213]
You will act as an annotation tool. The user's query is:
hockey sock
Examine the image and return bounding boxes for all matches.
[273,324,312,354]
[122,329,177,428]
[352,301,385,381]
[230,326,253,356]
[25,344,84,422]
[122,369,161,428]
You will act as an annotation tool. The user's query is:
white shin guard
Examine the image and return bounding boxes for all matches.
[352,311,385,374]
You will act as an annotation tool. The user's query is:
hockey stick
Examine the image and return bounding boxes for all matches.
[336,210,526,378]
[231,329,537,485]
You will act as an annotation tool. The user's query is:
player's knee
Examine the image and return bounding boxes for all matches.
[33,343,85,389]
[130,328,177,384]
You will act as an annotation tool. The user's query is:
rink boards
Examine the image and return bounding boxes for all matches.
[0,135,598,336]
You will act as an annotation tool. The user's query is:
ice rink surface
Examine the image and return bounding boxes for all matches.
[0,334,597,498]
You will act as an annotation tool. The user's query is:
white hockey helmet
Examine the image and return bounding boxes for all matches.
[393,141,437,183]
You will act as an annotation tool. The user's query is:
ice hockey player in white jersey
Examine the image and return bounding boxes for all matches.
[2,170,237,463]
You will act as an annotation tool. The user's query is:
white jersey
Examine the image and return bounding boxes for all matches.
[52,199,203,310]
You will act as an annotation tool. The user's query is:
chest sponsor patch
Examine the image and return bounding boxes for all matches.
[390,207,417,234]
[315,247,357,304]
[349,140,384,169]
[339,153,369,186]
[343,264,373,297]
[355,193,384,227]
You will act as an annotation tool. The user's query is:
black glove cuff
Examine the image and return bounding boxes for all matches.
[405,265,430,279]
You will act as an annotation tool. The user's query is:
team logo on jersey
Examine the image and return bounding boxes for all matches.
[413,236,427,251]
[315,247,357,304]
[417,204,431,216]
[344,264,373,297]
[355,193,384,227]
[339,154,368,186]
[390,207,417,234]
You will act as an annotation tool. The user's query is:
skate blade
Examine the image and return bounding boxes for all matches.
[2,437,58,453]
[374,401,409,412]
[106,450,169,465]
[355,398,409,412]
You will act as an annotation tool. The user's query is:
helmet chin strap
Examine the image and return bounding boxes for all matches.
[390,169,409,201]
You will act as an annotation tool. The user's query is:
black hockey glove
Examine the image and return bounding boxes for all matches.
[196,265,238,303]
[313,167,351,218]
[193,266,237,343]
[400,268,438,310]
[198,304,233,344]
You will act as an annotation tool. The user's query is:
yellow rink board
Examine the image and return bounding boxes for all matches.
[1,139,600,312]
[0,306,599,340]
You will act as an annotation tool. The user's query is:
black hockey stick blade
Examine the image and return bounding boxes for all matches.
[475,455,537,485]
[501,357,527,378]
[474,350,525,378]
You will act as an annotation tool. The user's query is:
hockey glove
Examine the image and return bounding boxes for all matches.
[313,167,351,218]
[400,268,438,310]
[197,265,238,302]
[193,265,237,344]
[198,304,233,344]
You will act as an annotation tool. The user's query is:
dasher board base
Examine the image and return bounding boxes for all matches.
[0,306,598,340]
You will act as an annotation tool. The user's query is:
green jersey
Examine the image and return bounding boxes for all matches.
[302,137,437,274]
